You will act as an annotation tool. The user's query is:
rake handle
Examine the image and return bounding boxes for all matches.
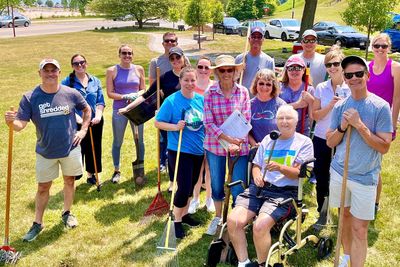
[156,67,161,191]
[239,21,252,85]
[89,126,100,189]
[4,106,15,246]
[334,127,352,267]
[300,64,310,134]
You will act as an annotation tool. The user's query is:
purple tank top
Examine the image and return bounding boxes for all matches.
[367,59,394,106]
[113,64,140,109]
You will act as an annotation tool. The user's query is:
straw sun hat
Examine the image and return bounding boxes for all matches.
[210,55,243,70]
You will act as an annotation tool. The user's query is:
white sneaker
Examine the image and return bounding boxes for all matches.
[205,198,215,213]
[188,198,200,214]
[206,217,221,235]
[339,255,350,267]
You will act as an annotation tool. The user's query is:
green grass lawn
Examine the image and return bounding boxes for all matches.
[0,28,399,267]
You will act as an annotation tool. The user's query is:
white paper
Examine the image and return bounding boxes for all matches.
[219,109,252,149]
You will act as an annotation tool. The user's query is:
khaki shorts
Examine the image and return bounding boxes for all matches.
[36,147,83,183]
[329,168,377,220]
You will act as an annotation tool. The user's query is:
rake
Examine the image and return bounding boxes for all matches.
[145,67,169,216]
[1,107,21,264]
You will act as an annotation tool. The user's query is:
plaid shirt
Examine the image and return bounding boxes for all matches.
[204,82,251,156]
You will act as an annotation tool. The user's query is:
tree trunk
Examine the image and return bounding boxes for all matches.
[299,0,318,41]
[137,19,143,29]
[213,23,215,40]
[365,17,372,60]
[198,25,201,50]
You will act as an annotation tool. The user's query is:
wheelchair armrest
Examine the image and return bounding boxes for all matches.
[227,180,245,189]
[278,197,294,207]
[299,158,316,178]
[248,146,259,163]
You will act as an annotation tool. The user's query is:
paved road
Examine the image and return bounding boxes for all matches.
[0,19,176,38]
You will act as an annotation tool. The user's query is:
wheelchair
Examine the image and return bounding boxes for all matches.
[208,146,333,267]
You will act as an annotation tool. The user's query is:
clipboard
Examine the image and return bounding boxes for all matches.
[219,109,252,149]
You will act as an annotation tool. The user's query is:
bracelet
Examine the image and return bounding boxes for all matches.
[337,125,347,133]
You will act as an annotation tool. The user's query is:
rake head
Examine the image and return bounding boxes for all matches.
[144,192,169,217]
[156,217,179,266]
[0,246,21,265]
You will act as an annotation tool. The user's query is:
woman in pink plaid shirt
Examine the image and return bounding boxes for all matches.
[204,55,251,235]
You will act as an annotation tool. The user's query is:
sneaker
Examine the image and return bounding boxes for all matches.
[188,198,200,214]
[313,212,328,231]
[160,164,167,173]
[205,198,215,213]
[374,203,380,217]
[174,222,185,239]
[309,176,317,184]
[87,174,96,185]
[206,217,221,235]
[339,255,350,267]
[62,211,78,228]
[22,222,43,242]
[111,171,121,183]
[182,214,201,227]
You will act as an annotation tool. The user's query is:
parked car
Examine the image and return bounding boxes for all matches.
[0,15,30,28]
[383,13,400,52]
[237,21,266,37]
[264,18,300,41]
[316,26,369,49]
[312,21,340,32]
[214,17,241,35]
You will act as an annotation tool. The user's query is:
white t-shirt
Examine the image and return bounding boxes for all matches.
[253,132,314,187]
[299,52,326,88]
[314,80,351,139]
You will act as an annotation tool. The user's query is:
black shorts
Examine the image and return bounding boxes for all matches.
[235,183,297,223]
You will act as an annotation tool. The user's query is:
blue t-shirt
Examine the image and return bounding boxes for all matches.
[253,132,314,187]
[156,91,205,155]
[330,94,392,185]
[61,74,105,119]
[279,82,314,136]
[250,97,286,143]
[17,85,88,159]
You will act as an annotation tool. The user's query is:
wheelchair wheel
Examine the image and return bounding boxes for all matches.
[273,263,284,267]
[317,237,333,260]
[226,243,238,265]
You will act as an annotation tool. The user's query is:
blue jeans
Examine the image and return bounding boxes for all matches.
[206,151,248,204]
[111,110,145,168]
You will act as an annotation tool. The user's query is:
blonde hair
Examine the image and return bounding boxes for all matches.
[179,66,197,80]
[371,33,392,47]
[249,69,280,97]
[324,48,345,64]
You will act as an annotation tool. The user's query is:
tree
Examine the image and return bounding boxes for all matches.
[61,0,69,8]
[45,0,53,7]
[37,0,43,6]
[210,0,224,40]
[226,0,265,21]
[298,0,318,41]
[168,7,180,29]
[184,0,210,49]
[69,0,90,15]
[342,0,398,59]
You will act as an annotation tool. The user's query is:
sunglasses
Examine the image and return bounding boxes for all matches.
[343,71,365,79]
[250,35,263,40]
[325,62,341,68]
[287,66,304,72]
[72,60,86,67]
[169,55,182,61]
[164,39,177,44]
[302,39,317,44]
[258,82,272,87]
[218,68,234,73]
[120,51,132,56]
[372,44,389,49]
[197,65,209,70]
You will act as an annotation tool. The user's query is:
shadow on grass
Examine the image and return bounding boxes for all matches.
[89,26,174,34]
[12,223,65,258]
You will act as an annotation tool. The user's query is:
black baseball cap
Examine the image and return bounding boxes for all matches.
[341,55,368,69]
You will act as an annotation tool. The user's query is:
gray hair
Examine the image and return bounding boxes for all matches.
[277,105,298,122]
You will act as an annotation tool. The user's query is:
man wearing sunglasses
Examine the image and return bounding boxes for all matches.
[299,29,326,88]
[326,56,392,267]
[235,27,275,95]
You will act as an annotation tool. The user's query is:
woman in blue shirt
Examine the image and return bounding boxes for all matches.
[62,54,105,185]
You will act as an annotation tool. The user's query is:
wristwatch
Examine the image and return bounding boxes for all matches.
[337,125,347,133]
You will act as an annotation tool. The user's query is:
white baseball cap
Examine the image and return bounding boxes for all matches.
[39,58,61,70]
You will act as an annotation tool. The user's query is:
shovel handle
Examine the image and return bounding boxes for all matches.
[4,106,15,245]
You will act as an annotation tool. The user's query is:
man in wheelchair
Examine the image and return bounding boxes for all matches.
[227,105,314,267]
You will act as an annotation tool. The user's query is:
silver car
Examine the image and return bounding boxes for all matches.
[0,15,31,28]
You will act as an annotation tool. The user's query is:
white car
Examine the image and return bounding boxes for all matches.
[264,19,300,41]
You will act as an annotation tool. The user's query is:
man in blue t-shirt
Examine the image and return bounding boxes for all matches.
[4,59,91,242]
[327,56,392,267]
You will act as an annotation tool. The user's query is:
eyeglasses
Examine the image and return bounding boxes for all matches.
[72,60,86,67]
[120,51,132,56]
[343,71,365,79]
[169,55,182,61]
[302,39,317,44]
[197,65,210,70]
[258,82,272,87]
[325,62,341,68]
[164,39,177,44]
[372,44,389,49]
[218,68,234,73]
[287,66,304,72]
